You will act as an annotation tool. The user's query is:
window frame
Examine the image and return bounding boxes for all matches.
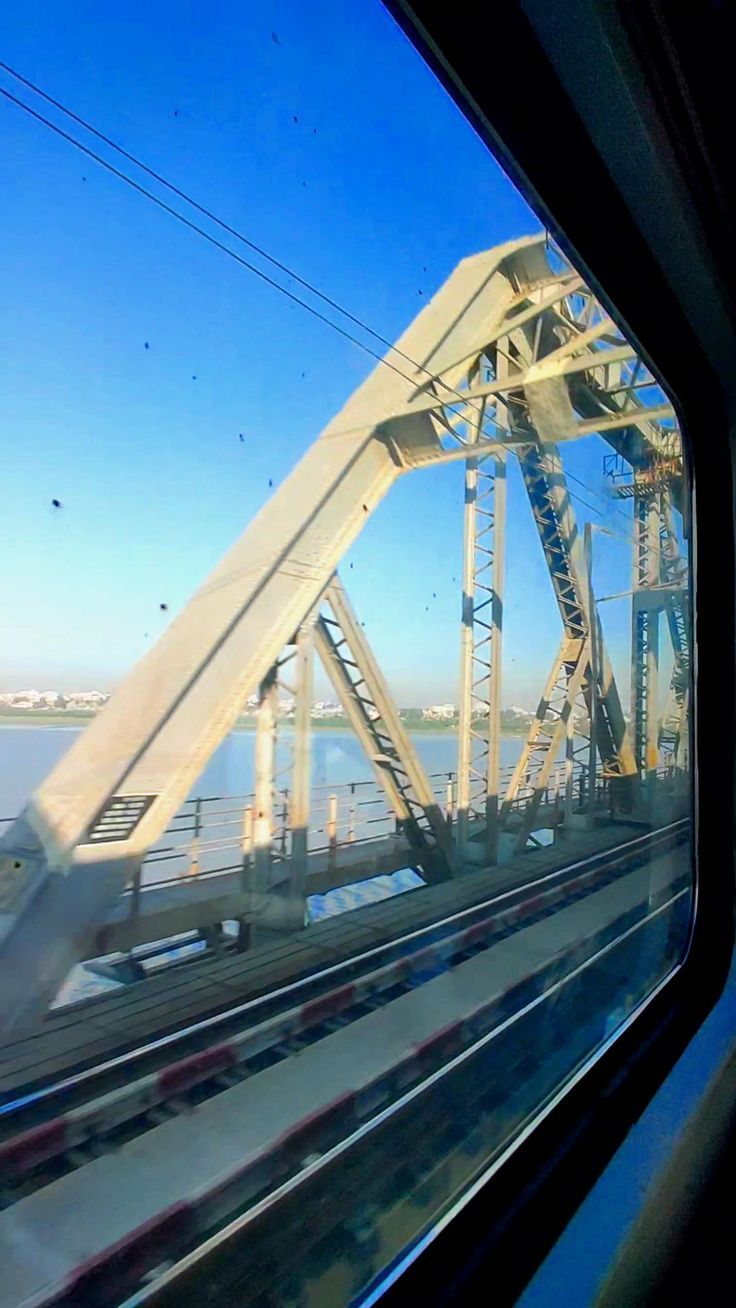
[138,3,736,1303]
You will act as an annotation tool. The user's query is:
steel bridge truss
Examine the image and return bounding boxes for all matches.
[629,485,689,784]
[0,235,688,1035]
[457,450,506,866]
[241,576,456,937]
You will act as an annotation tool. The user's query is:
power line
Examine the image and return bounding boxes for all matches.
[0,78,529,467]
[0,70,671,543]
[514,458,637,542]
[0,66,646,467]
[563,467,634,529]
[1,66,519,431]
[0,85,425,388]
[0,78,580,477]
[0,59,427,372]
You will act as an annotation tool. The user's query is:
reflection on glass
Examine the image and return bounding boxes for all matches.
[0,3,691,1305]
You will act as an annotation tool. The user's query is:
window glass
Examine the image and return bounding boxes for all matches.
[0,4,692,1304]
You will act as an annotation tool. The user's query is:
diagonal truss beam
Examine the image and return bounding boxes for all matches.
[520,439,634,783]
[500,636,591,851]
[506,337,637,807]
[482,299,639,850]
[314,578,454,884]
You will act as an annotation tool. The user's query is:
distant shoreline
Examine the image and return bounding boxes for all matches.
[0,711,532,737]
[0,712,98,727]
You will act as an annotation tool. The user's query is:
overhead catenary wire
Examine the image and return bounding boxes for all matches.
[0,78,568,485]
[8,54,643,485]
[0,74,644,417]
[0,84,426,393]
[0,71,670,543]
[0,58,442,374]
[0,75,538,440]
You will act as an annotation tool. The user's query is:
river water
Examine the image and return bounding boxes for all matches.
[0,725,545,1006]
[0,724,540,818]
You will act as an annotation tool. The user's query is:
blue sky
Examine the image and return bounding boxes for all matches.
[1,0,651,708]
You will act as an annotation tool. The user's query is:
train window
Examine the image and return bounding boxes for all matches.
[0,3,692,1305]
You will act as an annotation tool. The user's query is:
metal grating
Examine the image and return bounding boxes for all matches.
[86,795,156,844]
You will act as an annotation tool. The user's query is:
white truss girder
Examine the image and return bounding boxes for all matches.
[0,234,686,1035]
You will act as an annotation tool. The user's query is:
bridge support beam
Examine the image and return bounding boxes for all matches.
[631,487,662,808]
[252,666,277,898]
[457,450,506,866]
[658,490,690,771]
[457,343,508,869]
[315,579,454,884]
[289,619,314,914]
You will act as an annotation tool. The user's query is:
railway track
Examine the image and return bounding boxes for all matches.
[0,822,686,1200]
[0,825,690,1308]
[129,883,690,1308]
[0,870,690,1308]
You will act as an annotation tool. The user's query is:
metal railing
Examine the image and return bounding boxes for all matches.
[137,758,611,891]
[0,759,683,906]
